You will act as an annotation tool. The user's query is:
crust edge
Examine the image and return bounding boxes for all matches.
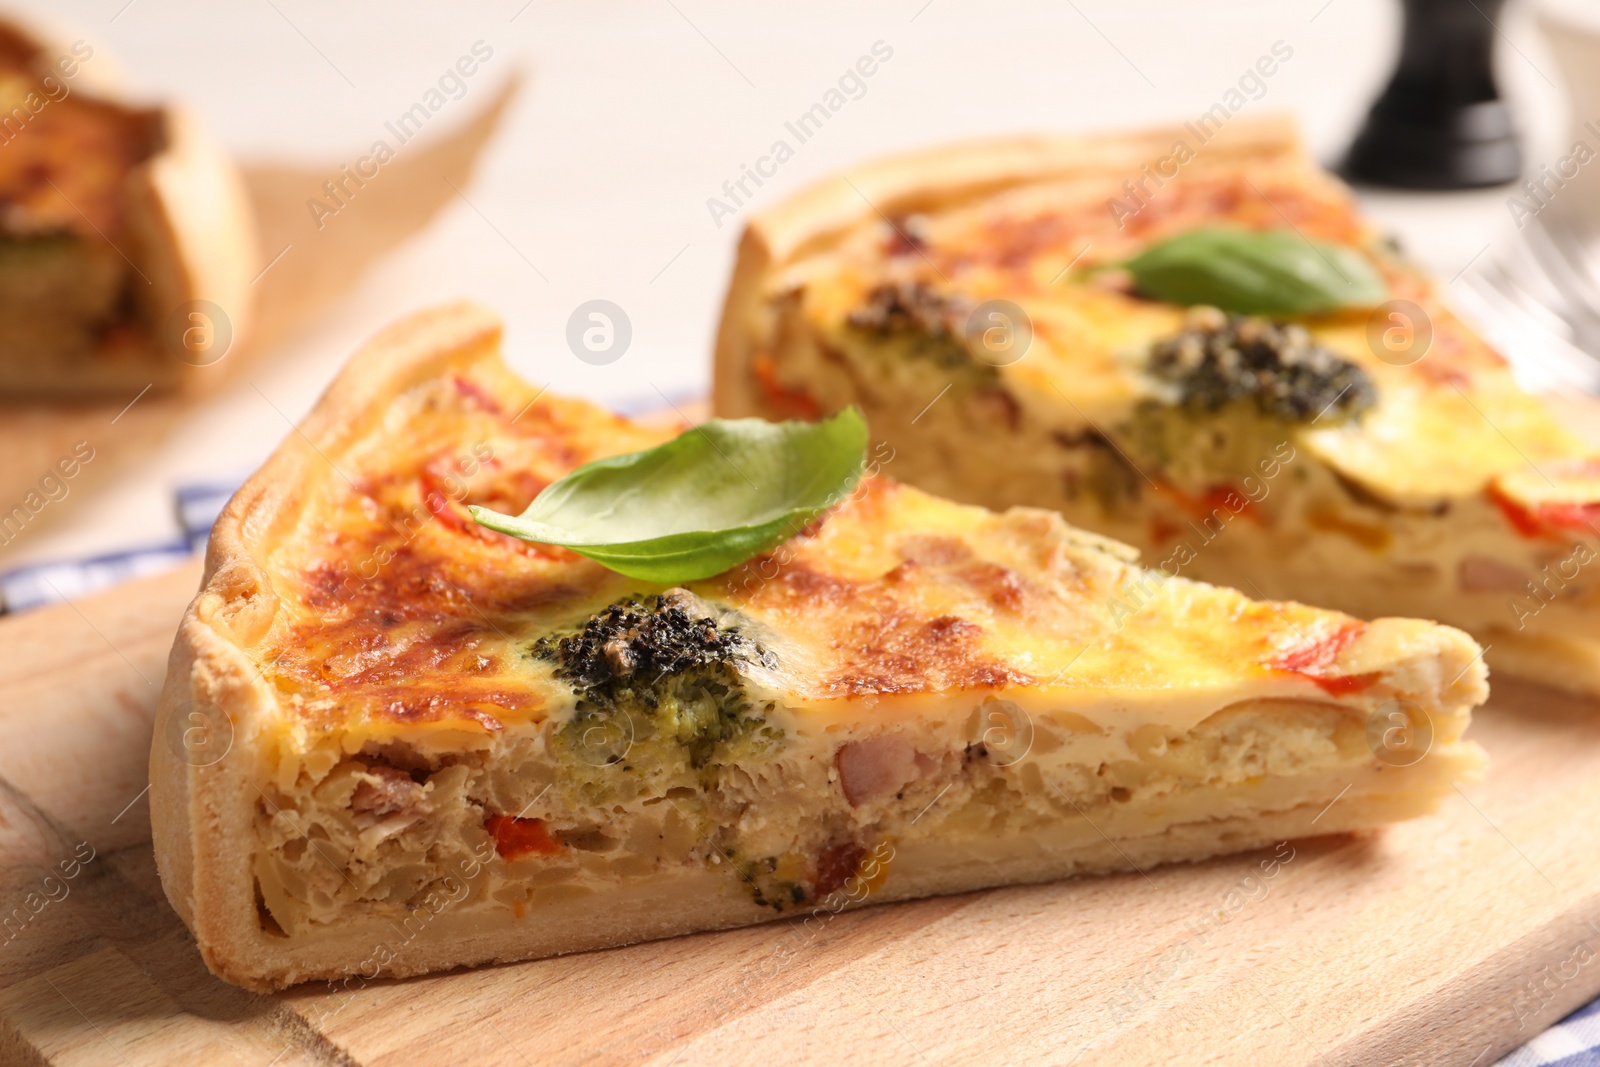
[149,302,506,989]
[133,103,259,381]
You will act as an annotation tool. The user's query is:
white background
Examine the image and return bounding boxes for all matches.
[3,0,1578,565]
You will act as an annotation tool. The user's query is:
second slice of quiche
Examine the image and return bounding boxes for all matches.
[713,117,1600,697]
[153,303,1485,991]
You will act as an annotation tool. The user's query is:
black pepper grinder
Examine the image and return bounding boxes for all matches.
[1342,0,1522,188]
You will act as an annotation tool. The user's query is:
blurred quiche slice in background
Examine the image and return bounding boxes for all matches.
[713,117,1600,697]
[152,303,1484,991]
[0,17,254,396]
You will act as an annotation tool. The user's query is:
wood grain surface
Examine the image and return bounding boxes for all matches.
[0,559,1597,1066]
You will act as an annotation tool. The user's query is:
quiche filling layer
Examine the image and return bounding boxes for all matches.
[795,299,1600,655]
[237,345,1484,949]
[255,589,1466,935]
[724,135,1600,693]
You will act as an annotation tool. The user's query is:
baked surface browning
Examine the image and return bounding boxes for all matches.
[152,302,1488,991]
[712,117,1600,696]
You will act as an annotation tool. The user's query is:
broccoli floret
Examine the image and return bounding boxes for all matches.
[533,589,778,769]
[1147,307,1376,424]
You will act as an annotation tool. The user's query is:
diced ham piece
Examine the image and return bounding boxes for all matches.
[350,765,425,819]
[1458,554,1528,593]
[836,736,921,807]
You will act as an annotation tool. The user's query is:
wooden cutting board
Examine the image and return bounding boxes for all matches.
[1,561,1599,1066]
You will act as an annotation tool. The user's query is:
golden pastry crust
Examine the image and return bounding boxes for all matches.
[153,302,1487,992]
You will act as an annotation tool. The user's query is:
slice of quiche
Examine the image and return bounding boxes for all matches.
[0,18,255,395]
[152,302,1486,992]
[712,116,1600,697]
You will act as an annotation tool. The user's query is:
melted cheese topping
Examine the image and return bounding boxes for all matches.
[778,156,1595,512]
[253,353,1482,755]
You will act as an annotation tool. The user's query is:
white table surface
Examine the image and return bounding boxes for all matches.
[1,0,1573,567]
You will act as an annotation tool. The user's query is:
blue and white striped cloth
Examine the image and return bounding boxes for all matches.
[0,480,236,613]
[4,481,1598,1066]
[1499,1000,1600,1066]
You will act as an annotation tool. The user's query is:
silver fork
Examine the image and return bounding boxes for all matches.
[1452,209,1600,395]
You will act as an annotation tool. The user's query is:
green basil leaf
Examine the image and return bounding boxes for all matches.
[470,407,868,582]
[1123,227,1388,315]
